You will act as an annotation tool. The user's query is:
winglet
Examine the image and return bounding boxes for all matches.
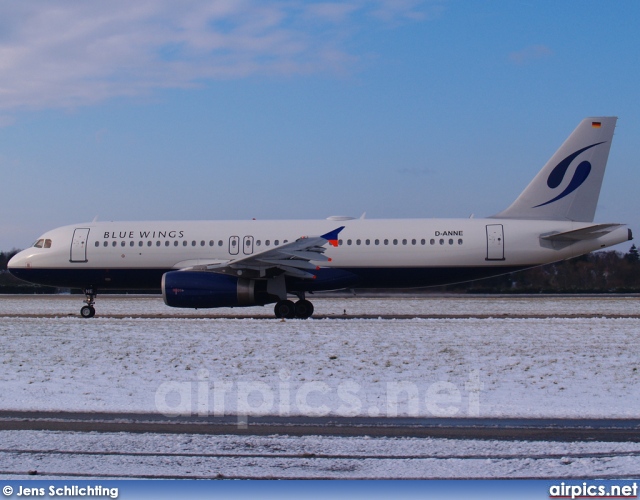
[321,226,345,247]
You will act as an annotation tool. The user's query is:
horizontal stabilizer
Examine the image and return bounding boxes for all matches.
[540,223,622,242]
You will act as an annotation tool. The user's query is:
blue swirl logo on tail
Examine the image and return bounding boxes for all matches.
[533,141,604,208]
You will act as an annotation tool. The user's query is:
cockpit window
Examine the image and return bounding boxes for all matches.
[33,238,52,249]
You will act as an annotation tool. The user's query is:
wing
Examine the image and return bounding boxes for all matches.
[185,226,344,280]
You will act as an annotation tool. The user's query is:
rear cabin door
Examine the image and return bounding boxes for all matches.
[485,224,505,261]
[70,228,90,263]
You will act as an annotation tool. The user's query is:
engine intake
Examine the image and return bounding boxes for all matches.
[162,271,277,309]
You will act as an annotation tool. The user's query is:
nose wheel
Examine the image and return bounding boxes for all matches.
[80,305,95,318]
[81,287,97,318]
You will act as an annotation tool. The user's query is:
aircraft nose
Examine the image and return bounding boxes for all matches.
[7,250,29,270]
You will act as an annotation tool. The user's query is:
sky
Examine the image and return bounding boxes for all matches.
[1,0,639,251]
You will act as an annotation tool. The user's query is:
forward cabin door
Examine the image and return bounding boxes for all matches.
[70,228,90,263]
[485,224,505,261]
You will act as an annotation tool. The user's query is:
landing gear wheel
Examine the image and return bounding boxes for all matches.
[294,299,314,319]
[80,305,95,318]
[274,300,296,319]
[81,287,97,318]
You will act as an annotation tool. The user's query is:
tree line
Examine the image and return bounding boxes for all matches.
[1,246,640,294]
[444,244,640,293]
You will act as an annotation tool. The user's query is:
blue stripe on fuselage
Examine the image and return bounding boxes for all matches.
[10,265,530,292]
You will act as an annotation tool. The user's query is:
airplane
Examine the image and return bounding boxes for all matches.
[8,117,632,319]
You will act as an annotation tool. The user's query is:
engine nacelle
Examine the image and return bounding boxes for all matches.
[162,271,277,309]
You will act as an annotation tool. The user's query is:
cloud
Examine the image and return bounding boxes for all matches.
[0,0,439,113]
[508,44,553,65]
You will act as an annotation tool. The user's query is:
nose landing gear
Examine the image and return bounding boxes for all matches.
[80,287,96,318]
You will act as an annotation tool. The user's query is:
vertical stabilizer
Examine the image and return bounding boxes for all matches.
[491,117,616,222]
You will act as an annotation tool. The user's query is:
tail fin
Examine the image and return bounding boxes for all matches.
[492,117,616,222]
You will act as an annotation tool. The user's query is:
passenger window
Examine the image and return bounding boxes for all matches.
[183,241,187,246]
[200,240,205,246]
[130,241,135,247]
[95,242,100,247]
[430,239,435,245]
[218,240,223,246]
[209,240,214,246]
[356,239,361,245]
[256,240,261,246]
[449,239,453,245]
[284,240,288,244]
[347,239,352,245]
[402,239,407,245]
[439,239,444,245]
[275,240,280,246]
[165,241,170,247]
[338,239,343,246]
[155,241,160,247]
[421,239,426,245]
[191,240,196,247]
[384,239,389,245]
[458,239,463,245]
[121,241,126,247]
[393,239,398,245]
[110,241,116,247]
[34,239,44,248]
[139,241,144,247]
[147,241,152,247]
[104,241,108,247]
[174,241,178,247]
[265,240,270,246]
[365,239,370,245]
[411,239,416,245]
[375,239,379,245]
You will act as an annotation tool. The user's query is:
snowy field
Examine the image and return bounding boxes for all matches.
[1,295,639,418]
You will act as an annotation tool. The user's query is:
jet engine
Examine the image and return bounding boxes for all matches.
[162,271,277,309]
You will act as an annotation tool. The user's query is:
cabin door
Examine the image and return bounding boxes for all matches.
[485,224,505,261]
[70,228,90,263]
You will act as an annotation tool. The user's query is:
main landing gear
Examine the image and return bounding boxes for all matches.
[274,298,314,319]
[80,287,97,318]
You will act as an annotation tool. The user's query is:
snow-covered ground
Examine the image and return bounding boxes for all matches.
[1,295,638,417]
[1,293,639,316]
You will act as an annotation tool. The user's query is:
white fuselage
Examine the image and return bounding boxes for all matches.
[7,217,630,292]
